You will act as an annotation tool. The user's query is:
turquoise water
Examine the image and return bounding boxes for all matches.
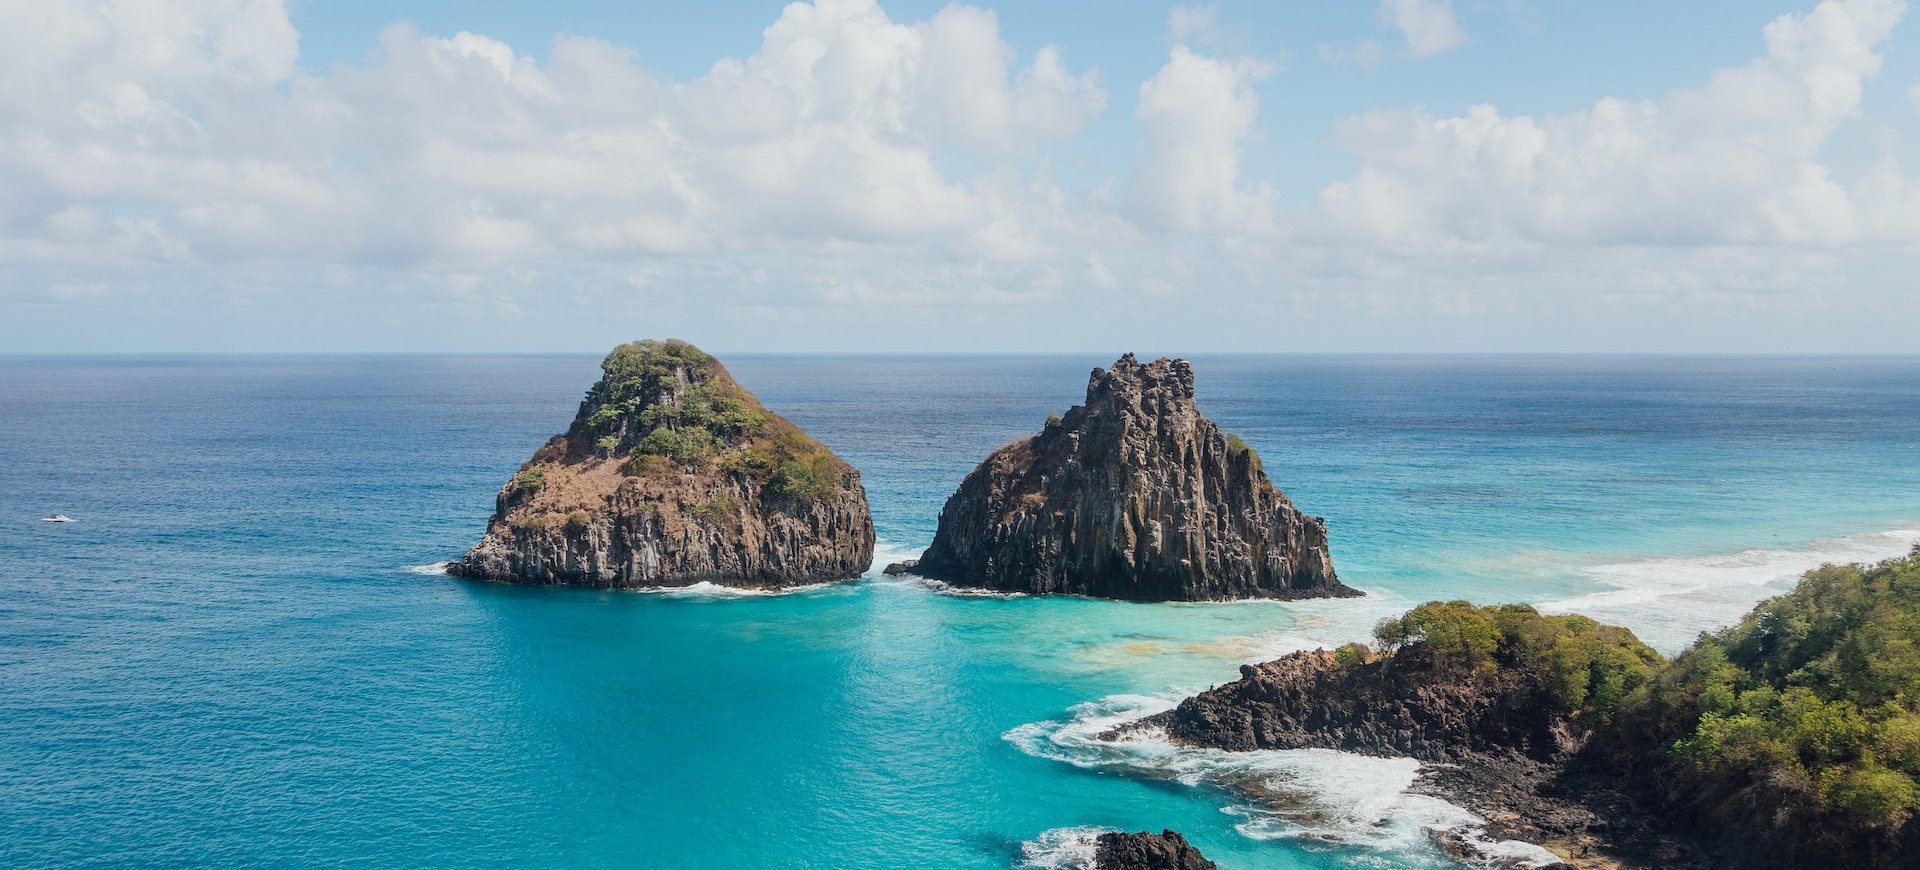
[2,355,1918,868]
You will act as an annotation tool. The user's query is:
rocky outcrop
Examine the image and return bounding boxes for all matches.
[449,339,874,588]
[1093,830,1217,870]
[909,354,1356,601]
[1136,645,1701,869]
[1155,646,1583,762]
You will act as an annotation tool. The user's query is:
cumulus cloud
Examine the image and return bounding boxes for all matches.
[0,0,1107,274]
[2,0,1917,352]
[1316,0,1913,250]
[1379,0,1465,59]
[1128,46,1277,235]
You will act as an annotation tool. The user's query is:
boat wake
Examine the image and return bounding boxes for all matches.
[1006,694,1561,868]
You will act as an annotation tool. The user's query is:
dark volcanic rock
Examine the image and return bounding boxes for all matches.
[1142,647,1702,869]
[1093,830,1217,870]
[911,353,1356,601]
[1157,645,1582,761]
[881,559,918,576]
[449,339,874,589]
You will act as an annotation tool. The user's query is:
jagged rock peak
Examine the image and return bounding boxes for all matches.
[449,339,874,589]
[910,353,1357,601]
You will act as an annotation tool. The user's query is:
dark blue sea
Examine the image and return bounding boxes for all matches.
[3,355,1918,868]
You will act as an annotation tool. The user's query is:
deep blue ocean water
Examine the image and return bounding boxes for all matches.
[3,355,1918,869]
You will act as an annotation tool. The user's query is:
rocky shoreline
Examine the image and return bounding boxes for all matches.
[1115,643,1702,869]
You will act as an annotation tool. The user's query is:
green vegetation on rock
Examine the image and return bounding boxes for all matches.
[571,339,844,500]
[509,468,545,493]
[1225,433,1262,474]
[1638,548,1920,828]
[1373,600,1662,722]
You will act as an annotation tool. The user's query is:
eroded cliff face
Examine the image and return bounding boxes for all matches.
[449,340,874,588]
[911,354,1355,601]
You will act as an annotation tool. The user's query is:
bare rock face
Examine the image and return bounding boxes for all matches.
[449,339,874,588]
[910,354,1355,601]
[1153,645,1581,762]
[1093,830,1217,870]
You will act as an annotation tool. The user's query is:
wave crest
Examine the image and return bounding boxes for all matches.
[1017,826,1106,870]
[1006,694,1560,867]
[1543,528,1920,650]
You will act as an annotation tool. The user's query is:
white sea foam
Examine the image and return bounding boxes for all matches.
[1006,694,1560,867]
[1230,591,1420,664]
[866,539,924,577]
[862,538,1035,597]
[406,562,451,575]
[1542,527,1920,651]
[632,580,846,599]
[1017,826,1106,870]
[922,579,1029,599]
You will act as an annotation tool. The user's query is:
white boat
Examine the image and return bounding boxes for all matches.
[40,514,74,523]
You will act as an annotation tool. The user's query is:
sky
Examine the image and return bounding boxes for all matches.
[3,0,1919,354]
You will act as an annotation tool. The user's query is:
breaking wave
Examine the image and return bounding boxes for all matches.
[1005,694,1561,868]
[1542,527,1920,651]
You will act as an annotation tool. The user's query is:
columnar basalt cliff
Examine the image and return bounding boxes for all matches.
[450,339,874,588]
[1093,830,1217,870]
[907,354,1355,601]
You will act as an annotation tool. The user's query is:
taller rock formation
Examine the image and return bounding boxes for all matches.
[908,354,1355,601]
[450,339,874,588]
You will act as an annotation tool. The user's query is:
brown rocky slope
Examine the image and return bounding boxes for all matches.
[905,354,1356,601]
[449,339,873,588]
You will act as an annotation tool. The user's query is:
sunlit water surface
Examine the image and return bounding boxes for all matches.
[3,355,1917,868]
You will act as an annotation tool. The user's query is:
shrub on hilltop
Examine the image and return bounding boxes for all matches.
[1373,600,1662,723]
[1631,547,1920,831]
[565,339,844,499]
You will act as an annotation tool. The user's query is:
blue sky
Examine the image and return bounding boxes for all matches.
[4,0,1919,353]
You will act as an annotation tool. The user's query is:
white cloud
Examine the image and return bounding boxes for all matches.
[1128,46,1277,235]
[0,0,1108,274]
[1168,5,1221,45]
[2,0,1918,352]
[1316,0,1913,250]
[1379,0,1466,59]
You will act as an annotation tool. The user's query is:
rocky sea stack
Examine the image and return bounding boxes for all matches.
[1093,830,1217,870]
[906,354,1355,601]
[450,339,874,588]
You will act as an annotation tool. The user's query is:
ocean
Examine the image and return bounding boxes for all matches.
[3,354,1917,868]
